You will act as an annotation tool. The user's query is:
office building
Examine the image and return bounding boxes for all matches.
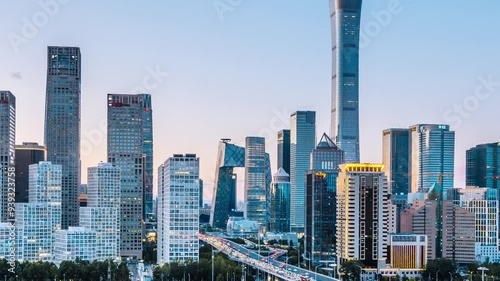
[79,163,120,261]
[44,46,81,229]
[382,129,409,195]
[210,139,272,229]
[409,124,455,196]
[0,91,15,222]
[269,168,290,233]
[388,202,397,234]
[442,200,475,263]
[466,143,500,190]
[329,0,362,163]
[245,137,268,227]
[336,164,389,269]
[290,111,316,232]
[389,234,427,269]
[277,129,291,174]
[400,200,437,260]
[305,133,343,265]
[157,154,200,264]
[54,227,96,265]
[16,162,62,261]
[78,184,87,207]
[0,223,11,260]
[199,179,204,208]
[391,194,408,233]
[108,93,153,260]
[15,143,46,203]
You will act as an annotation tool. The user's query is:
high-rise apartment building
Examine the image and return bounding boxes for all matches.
[290,111,316,232]
[329,0,362,163]
[245,137,267,227]
[382,128,409,195]
[44,46,81,229]
[277,129,291,174]
[108,93,153,260]
[466,143,500,191]
[269,168,290,233]
[305,133,343,265]
[0,91,15,222]
[15,142,46,203]
[409,124,455,196]
[157,154,200,264]
[79,163,120,261]
[16,162,62,261]
[336,164,388,269]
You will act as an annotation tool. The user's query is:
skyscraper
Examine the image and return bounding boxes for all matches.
[44,46,81,229]
[290,111,316,232]
[442,200,475,263]
[305,133,344,265]
[0,91,15,222]
[382,128,409,195]
[329,0,362,163]
[108,93,152,260]
[466,142,500,190]
[277,129,290,174]
[245,137,267,227]
[15,142,46,203]
[157,154,200,264]
[400,200,438,260]
[269,168,290,233]
[336,163,388,269]
[409,124,455,197]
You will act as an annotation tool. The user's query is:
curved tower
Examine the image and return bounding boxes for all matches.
[330,0,362,163]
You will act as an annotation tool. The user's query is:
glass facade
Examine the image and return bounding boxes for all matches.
[54,227,97,265]
[15,143,46,203]
[290,111,316,232]
[466,142,500,190]
[107,93,152,260]
[330,0,362,163]
[269,168,290,233]
[277,129,290,174]
[409,124,455,197]
[157,154,200,264]
[44,46,81,229]
[305,133,344,266]
[382,128,410,195]
[0,91,15,222]
[245,137,267,227]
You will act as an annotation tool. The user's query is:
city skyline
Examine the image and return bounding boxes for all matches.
[1,1,500,203]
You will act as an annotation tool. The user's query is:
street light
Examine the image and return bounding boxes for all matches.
[355,265,364,281]
[303,251,312,271]
[449,272,453,281]
[479,267,490,281]
[436,269,440,281]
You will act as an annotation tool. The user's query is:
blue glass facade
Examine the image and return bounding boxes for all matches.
[44,47,81,229]
[382,128,410,195]
[277,129,290,174]
[290,111,316,232]
[466,143,500,191]
[269,168,290,233]
[330,0,362,163]
[245,137,267,227]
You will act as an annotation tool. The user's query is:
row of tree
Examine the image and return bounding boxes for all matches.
[0,259,130,281]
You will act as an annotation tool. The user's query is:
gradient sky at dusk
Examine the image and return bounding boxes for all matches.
[1,1,499,204]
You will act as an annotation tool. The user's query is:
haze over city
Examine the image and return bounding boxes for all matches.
[1,0,499,204]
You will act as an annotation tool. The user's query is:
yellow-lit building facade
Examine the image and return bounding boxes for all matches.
[389,234,427,269]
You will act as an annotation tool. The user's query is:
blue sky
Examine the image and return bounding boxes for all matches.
[1,1,499,203]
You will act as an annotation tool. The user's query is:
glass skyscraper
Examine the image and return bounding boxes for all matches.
[107,93,153,260]
[0,91,15,222]
[290,111,316,232]
[466,142,500,190]
[277,129,290,174]
[15,142,46,203]
[329,0,362,163]
[382,128,410,195]
[44,46,81,229]
[409,124,455,197]
[245,137,268,227]
[305,133,344,266]
[269,168,290,233]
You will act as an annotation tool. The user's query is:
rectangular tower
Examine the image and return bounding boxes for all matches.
[382,128,409,195]
[466,143,500,190]
[107,93,152,260]
[336,163,388,269]
[15,142,46,203]
[245,137,267,227]
[44,46,81,229]
[277,129,291,174]
[0,91,15,222]
[290,111,316,232]
[329,0,362,163]
[157,154,200,264]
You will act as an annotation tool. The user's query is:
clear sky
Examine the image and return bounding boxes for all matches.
[1,1,499,204]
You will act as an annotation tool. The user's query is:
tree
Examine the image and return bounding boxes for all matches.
[339,260,363,281]
[423,259,456,281]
